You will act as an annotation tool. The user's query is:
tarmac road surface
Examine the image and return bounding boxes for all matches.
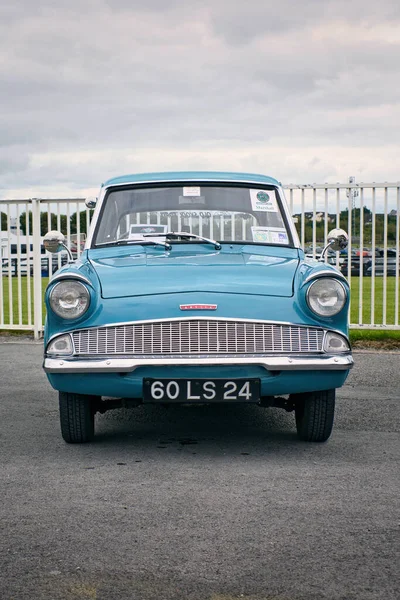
[0,340,399,600]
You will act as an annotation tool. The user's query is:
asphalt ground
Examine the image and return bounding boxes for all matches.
[0,340,399,600]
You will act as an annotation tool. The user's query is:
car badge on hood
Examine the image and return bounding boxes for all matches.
[180,304,217,311]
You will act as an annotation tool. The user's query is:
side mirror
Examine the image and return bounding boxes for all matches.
[43,231,73,262]
[319,228,348,262]
[85,197,97,209]
[327,228,348,251]
[43,231,66,254]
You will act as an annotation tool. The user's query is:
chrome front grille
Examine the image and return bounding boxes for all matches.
[71,320,324,356]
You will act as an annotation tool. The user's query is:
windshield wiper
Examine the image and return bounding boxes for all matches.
[95,238,171,250]
[143,231,221,250]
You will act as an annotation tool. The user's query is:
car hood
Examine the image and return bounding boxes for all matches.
[87,245,300,299]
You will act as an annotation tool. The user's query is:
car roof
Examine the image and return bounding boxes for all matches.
[102,171,281,188]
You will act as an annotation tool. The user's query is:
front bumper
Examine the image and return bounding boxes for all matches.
[43,353,353,373]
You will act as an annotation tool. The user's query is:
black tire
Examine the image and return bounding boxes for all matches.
[294,389,335,442]
[59,392,97,443]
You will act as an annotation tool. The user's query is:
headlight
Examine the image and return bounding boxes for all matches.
[49,281,90,319]
[306,278,347,317]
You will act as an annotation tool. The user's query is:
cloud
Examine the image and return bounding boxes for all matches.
[0,0,399,199]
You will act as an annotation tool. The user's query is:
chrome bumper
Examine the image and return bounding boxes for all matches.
[43,353,354,374]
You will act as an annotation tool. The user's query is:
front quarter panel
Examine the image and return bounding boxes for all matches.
[44,251,102,345]
[294,253,350,334]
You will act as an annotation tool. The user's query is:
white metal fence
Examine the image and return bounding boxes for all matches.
[0,198,91,338]
[1,182,399,338]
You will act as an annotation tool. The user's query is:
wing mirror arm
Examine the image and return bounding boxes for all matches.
[319,240,335,262]
[59,242,74,263]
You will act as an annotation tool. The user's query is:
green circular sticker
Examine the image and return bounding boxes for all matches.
[256,191,270,203]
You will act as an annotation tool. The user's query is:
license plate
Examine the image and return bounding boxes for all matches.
[143,378,260,403]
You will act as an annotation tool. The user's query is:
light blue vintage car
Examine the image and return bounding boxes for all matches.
[43,172,353,444]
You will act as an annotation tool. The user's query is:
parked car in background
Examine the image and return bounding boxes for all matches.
[356,248,370,257]
[341,254,372,277]
[42,171,353,444]
[70,233,86,259]
[366,248,399,276]
[40,255,68,277]
[1,241,70,277]
[1,242,46,276]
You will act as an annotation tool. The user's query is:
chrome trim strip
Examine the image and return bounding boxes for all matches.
[303,270,348,285]
[48,272,93,287]
[44,354,353,373]
[47,316,327,338]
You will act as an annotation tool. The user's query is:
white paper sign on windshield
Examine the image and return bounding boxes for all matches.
[183,186,201,197]
[251,226,288,244]
[250,189,278,212]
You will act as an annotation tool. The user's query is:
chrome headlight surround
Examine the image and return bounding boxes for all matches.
[49,280,90,320]
[306,278,347,317]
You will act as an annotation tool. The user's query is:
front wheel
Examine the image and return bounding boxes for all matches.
[294,389,335,442]
[59,392,98,443]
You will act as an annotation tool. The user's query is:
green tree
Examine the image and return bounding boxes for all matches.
[19,211,33,235]
[294,218,328,244]
[339,207,373,240]
[40,212,68,235]
[388,217,397,242]
[70,210,94,235]
[20,211,68,235]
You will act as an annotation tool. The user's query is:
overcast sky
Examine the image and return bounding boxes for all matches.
[1,0,400,199]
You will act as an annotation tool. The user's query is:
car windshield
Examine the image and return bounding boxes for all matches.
[93,184,291,247]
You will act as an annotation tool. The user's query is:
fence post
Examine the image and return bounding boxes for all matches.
[32,198,43,339]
